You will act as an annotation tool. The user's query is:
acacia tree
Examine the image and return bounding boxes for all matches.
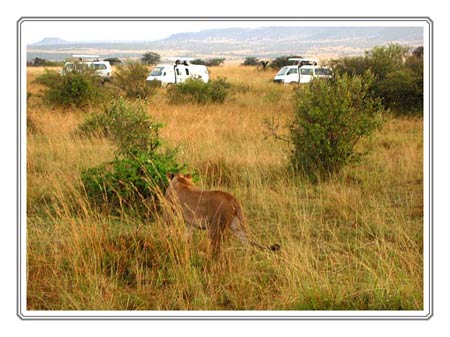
[141,52,161,65]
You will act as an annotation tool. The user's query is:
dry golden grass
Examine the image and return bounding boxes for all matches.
[26,65,423,311]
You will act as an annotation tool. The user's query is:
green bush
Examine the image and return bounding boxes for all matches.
[166,77,231,104]
[209,77,232,103]
[36,69,105,108]
[80,98,186,212]
[290,73,383,181]
[269,55,302,70]
[191,58,225,66]
[81,150,184,211]
[242,57,259,66]
[31,57,64,67]
[331,55,370,77]
[103,57,122,65]
[76,98,158,143]
[114,61,157,99]
[77,98,163,154]
[107,98,164,156]
[332,44,423,115]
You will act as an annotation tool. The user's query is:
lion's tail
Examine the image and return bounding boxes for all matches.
[232,203,280,252]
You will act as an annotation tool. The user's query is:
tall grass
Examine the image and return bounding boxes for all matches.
[26,65,423,310]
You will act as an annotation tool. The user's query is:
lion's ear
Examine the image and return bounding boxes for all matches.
[185,173,192,179]
[166,172,175,180]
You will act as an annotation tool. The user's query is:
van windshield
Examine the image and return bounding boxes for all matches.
[150,67,164,76]
[276,67,289,76]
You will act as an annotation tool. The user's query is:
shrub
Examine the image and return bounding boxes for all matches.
[77,98,163,153]
[208,58,226,66]
[104,57,122,65]
[31,57,63,67]
[80,98,187,213]
[114,61,157,99]
[105,98,163,156]
[290,73,383,181]
[269,55,302,70]
[242,57,259,66]
[35,69,62,88]
[332,44,423,115]
[331,55,370,77]
[81,150,184,211]
[374,66,423,113]
[166,77,231,104]
[191,58,225,66]
[36,69,105,108]
[209,77,232,103]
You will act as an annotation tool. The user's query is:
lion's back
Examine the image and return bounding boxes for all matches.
[201,190,241,222]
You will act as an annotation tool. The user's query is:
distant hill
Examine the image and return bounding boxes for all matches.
[158,26,423,57]
[27,26,423,61]
[31,37,69,46]
[163,26,422,43]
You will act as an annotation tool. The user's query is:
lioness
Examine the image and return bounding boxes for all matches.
[164,173,280,254]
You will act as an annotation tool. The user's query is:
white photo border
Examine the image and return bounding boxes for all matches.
[17,16,433,320]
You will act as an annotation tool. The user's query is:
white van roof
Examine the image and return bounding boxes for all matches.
[71,54,100,60]
[289,58,319,65]
[167,57,194,64]
[288,58,319,62]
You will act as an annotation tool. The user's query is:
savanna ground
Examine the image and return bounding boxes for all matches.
[26,64,423,310]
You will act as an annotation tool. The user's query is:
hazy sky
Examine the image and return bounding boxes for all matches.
[22,20,301,45]
[21,19,423,45]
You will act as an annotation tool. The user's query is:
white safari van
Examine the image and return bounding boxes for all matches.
[61,55,112,79]
[146,58,209,86]
[273,58,332,84]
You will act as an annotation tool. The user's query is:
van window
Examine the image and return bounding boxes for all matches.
[185,68,190,75]
[287,68,298,75]
[300,68,313,76]
[91,63,107,70]
[75,63,89,71]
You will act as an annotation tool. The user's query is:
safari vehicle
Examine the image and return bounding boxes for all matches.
[273,58,332,84]
[146,58,209,86]
[60,55,112,80]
